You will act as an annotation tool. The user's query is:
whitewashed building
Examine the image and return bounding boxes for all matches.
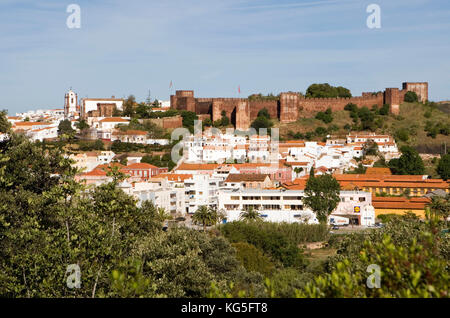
[218,189,375,226]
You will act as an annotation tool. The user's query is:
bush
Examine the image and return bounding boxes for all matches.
[180,111,198,128]
[251,116,273,130]
[232,242,275,277]
[404,91,419,103]
[344,103,358,112]
[257,108,271,119]
[437,153,450,180]
[306,84,351,98]
[378,104,390,116]
[315,127,328,136]
[395,128,409,142]
[315,109,333,124]
[219,222,308,268]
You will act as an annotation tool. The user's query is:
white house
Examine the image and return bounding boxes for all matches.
[218,189,375,226]
[184,174,221,214]
[27,126,58,141]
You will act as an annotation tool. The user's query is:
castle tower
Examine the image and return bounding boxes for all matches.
[279,92,299,123]
[384,88,400,115]
[402,82,428,103]
[64,89,78,118]
[170,90,195,112]
[235,100,250,131]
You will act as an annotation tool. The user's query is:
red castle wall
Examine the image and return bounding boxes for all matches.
[170,83,427,130]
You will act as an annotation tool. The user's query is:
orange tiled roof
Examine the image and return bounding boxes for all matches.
[82,169,108,177]
[366,167,392,175]
[225,173,270,182]
[14,121,49,126]
[155,173,193,181]
[99,117,129,123]
[123,163,159,170]
[95,162,125,170]
[284,173,450,191]
[177,163,220,171]
[112,129,147,136]
[372,196,431,210]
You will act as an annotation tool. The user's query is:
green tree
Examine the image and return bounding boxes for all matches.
[395,128,409,142]
[389,146,425,175]
[58,119,75,139]
[437,152,450,180]
[192,205,221,232]
[221,115,230,127]
[315,109,333,124]
[298,230,449,298]
[239,206,263,222]
[363,139,379,156]
[0,110,11,133]
[157,207,172,227]
[357,106,375,130]
[404,91,419,103]
[427,196,450,220]
[123,95,136,117]
[251,116,273,130]
[232,242,275,277]
[257,108,271,119]
[75,119,90,131]
[306,84,351,98]
[180,111,198,129]
[303,174,341,223]
[135,103,151,118]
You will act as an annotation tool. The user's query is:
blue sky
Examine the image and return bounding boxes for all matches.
[1,0,449,113]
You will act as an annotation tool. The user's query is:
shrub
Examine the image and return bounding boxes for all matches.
[404,91,419,103]
[251,116,273,130]
[257,108,271,119]
[219,222,309,268]
[232,242,275,277]
[395,128,409,142]
[315,109,333,124]
[315,127,328,136]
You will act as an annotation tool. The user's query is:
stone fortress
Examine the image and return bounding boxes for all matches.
[170,82,428,130]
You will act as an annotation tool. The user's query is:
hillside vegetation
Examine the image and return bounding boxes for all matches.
[278,102,450,155]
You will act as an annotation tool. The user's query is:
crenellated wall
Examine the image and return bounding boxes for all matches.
[170,82,428,129]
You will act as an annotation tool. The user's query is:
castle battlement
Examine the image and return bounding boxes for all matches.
[170,82,428,129]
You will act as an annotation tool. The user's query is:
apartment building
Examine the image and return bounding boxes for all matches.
[119,179,186,216]
[184,174,221,214]
[218,189,375,225]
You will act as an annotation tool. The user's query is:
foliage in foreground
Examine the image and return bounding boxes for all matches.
[0,132,262,297]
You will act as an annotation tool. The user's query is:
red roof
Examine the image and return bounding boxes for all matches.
[99,117,129,123]
[123,163,159,170]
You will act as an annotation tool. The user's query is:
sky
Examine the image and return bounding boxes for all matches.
[1,0,449,114]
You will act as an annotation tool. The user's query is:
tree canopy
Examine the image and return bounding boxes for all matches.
[437,152,450,180]
[306,84,352,98]
[303,173,341,223]
[404,91,419,103]
[388,146,425,175]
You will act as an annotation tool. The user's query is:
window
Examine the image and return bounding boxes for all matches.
[283,196,303,200]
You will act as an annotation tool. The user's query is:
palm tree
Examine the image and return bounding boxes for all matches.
[239,206,262,222]
[427,196,450,221]
[157,207,172,228]
[192,205,220,232]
